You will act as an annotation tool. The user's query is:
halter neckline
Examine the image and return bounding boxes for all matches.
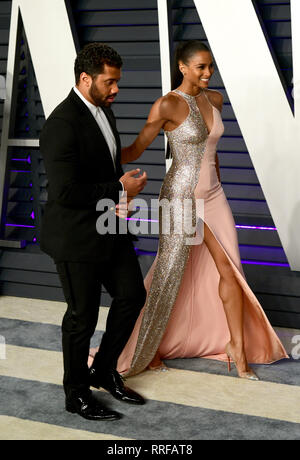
[174,89,204,99]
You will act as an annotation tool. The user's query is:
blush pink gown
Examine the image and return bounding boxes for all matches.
[91,89,288,376]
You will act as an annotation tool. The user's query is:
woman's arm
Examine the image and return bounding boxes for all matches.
[121,94,180,164]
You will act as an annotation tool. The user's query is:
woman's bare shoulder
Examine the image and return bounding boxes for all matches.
[151,91,186,119]
[158,91,184,109]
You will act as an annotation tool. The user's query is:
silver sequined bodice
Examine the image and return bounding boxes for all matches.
[161,89,208,201]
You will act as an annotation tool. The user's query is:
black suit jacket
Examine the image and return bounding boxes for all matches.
[39,89,132,262]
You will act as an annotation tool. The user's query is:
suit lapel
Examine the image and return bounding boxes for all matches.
[70,89,118,173]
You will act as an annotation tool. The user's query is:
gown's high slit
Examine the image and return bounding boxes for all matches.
[114,89,288,376]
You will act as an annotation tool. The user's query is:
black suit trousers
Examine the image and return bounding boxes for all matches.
[55,237,146,399]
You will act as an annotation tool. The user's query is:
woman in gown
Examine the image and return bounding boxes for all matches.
[90,40,288,380]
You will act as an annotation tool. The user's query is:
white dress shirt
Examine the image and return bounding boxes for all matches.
[73,86,125,196]
[73,86,117,169]
[73,86,124,194]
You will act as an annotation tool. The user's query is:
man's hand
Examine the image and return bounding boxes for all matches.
[119,168,147,197]
[115,194,135,219]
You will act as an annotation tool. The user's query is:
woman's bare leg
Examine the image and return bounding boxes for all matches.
[147,222,254,375]
[203,222,249,374]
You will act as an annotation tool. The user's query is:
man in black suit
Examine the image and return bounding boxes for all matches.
[39,43,148,421]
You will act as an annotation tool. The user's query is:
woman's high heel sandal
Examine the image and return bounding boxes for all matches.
[225,342,259,381]
[148,361,169,372]
[147,351,169,372]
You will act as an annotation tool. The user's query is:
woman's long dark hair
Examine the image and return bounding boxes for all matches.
[166,40,211,159]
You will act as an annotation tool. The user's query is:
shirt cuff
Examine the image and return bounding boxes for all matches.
[119,180,125,197]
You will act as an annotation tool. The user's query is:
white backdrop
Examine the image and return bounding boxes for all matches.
[10,0,76,118]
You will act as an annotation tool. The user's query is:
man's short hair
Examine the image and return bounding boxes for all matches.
[74,43,123,84]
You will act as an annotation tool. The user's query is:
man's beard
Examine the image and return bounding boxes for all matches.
[89,80,111,107]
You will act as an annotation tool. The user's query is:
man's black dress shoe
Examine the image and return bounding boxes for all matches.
[90,368,146,405]
[66,391,121,421]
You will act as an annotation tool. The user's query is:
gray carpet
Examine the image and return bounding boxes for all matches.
[1,313,300,440]
[1,376,299,440]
